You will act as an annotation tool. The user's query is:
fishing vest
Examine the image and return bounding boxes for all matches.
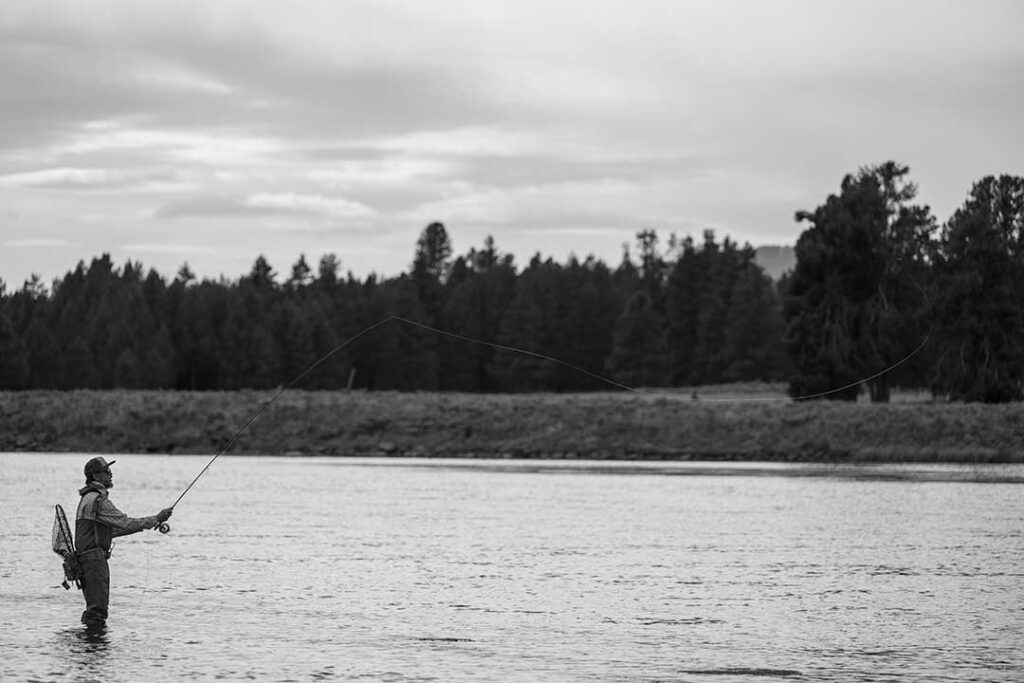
[75,485,113,555]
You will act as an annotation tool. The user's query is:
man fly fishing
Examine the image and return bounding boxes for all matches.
[76,456,173,629]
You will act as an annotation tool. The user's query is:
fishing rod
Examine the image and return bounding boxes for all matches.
[161,262,932,529]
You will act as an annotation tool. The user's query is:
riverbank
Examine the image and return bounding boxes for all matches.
[1,389,1022,463]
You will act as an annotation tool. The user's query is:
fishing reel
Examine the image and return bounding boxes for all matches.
[156,522,171,534]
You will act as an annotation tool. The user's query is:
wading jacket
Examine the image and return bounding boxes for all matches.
[75,482,160,556]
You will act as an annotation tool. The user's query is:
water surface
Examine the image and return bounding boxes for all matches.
[2,454,1021,682]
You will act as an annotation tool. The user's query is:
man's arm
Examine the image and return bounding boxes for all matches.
[95,497,160,538]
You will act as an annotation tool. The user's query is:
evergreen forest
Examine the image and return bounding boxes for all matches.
[1,162,1022,402]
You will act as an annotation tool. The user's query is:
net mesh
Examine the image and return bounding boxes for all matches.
[52,504,82,589]
[52,504,74,558]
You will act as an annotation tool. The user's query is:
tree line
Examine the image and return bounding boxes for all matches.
[1,161,1022,402]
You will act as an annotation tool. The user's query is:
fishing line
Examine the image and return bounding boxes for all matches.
[394,255,934,403]
[774,255,934,404]
[163,259,932,519]
[159,316,396,530]
[394,310,930,404]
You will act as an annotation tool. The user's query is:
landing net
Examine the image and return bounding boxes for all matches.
[52,504,79,589]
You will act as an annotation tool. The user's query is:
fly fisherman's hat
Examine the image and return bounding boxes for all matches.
[84,456,116,478]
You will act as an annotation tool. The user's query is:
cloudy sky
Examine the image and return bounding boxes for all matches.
[1,0,1021,287]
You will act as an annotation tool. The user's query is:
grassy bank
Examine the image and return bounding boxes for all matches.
[2,388,1023,463]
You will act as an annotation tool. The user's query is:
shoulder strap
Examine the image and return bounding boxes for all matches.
[91,490,106,549]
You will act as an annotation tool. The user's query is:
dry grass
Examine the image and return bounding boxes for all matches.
[2,388,1022,462]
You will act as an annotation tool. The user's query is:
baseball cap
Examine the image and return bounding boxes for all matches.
[84,456,117,478]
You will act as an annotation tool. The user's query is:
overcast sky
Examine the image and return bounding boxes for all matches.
[1,0,1022,287]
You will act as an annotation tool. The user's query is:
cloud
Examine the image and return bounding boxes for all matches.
[307,158,458,187]
[400,179,650,230]
[362,127,550,158]
[398,166,810,249]
[3,238,74,248]
[0,166,186,191]
[0,167,122,188]
[52,123,286,167]
[1,0,1023,288]
[149,194,260,219]
[244,192,376,220]
[122,58,234,96]
[152,192,376,221]
[119,242,218,255]
[0,3,500,160]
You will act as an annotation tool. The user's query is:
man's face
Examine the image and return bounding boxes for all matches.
[97,466,114,488]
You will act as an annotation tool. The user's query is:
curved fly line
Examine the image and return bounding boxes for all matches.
[163,264,932,519]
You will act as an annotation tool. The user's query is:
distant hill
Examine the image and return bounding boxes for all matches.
[754,245,795,280]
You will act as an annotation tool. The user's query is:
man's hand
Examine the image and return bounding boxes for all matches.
[156,507,173,524]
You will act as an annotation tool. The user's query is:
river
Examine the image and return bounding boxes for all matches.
[2,453,1022,682]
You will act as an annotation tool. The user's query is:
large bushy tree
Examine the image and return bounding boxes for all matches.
[783,162,935,401]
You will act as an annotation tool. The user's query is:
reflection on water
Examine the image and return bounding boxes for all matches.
[79,623,108,647]
[50,625,109,682]
[681,668,803,678]
[2,453,1022,682]
[383,458,1024,483]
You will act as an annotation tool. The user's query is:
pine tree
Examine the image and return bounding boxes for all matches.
[24,319,63,389]
[932,175,1024,401]
[286,254,313,292]
[0,311,30,389]
[497,255,561,390]
[721,265,789,382]
[440,237,517,391]
[605,290,669,387]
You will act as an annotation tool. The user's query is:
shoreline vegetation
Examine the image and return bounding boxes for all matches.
[2,385,1022,464]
